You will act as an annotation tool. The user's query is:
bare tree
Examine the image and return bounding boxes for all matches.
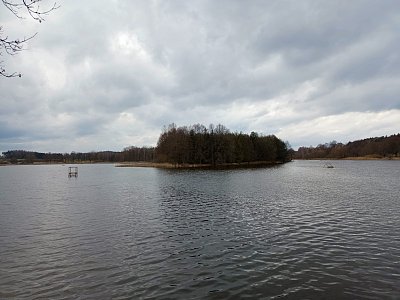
[1,0,58,77]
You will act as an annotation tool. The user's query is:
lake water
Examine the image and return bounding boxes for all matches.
[1,160,399,299]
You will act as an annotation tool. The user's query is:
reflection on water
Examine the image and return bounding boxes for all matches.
[0,161,400,299]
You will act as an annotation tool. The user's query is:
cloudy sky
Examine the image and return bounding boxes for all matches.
[1,0,400,152]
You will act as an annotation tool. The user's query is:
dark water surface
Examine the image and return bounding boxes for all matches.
[1,160,399,299]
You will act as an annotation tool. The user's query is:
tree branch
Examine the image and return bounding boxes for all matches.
[0,28,37,55]
[1,0,59,77]
[2,0,59,22]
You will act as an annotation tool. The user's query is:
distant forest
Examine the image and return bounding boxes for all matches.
[295,134,400,159]
[1,147,154,164]
[1,123,291,165]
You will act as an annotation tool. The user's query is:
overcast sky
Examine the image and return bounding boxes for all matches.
[1,0,400,152]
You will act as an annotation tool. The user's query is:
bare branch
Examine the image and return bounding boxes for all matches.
[2,0,59,22]
[1,0,59,77]
[2,0,21,18]
[22,0,60,22]
[0,66,21,77]
[0,27,37,55]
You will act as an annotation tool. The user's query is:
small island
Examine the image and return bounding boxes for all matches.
[147,123,291,168]
[0,123,292,168]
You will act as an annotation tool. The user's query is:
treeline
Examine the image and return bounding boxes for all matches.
[1,147,155,164]
[1,123,291,166]
[295,134,400,159]
[155,123,291,165]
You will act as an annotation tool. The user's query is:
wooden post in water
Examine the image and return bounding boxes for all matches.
[68,166,78,177]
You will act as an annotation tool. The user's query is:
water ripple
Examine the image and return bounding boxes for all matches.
[1,162,400,298]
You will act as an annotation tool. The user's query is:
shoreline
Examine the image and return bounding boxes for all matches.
[115,161,283,169]
[294,156,400,161]
[2,156,399,167]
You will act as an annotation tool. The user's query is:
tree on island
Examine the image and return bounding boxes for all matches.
[155,123,291,166]
[1,0,58,77]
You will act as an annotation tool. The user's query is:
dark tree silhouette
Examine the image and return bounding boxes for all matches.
[155,123,291,166]
[295,134,400,159]
[1,0,58,77]
[2,147,156,164]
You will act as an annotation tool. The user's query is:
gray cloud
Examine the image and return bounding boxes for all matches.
[1,0,400,152]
